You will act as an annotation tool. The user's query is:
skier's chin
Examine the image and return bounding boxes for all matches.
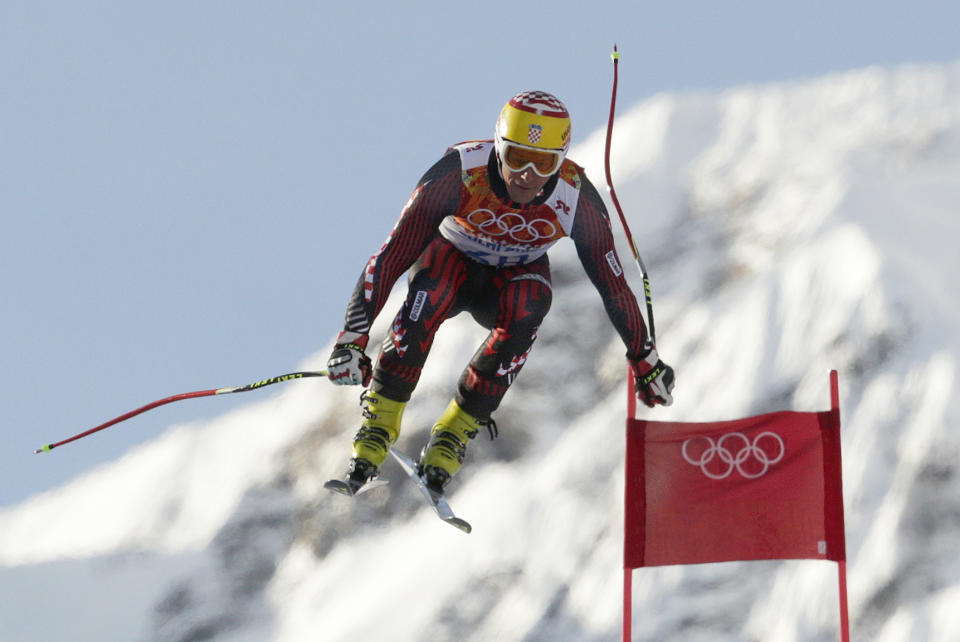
[509,186,538,203]
[504,178,546,203]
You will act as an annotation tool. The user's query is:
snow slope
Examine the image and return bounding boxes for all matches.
[2,60,959,642]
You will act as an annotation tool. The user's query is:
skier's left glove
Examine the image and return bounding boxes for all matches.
[327,331,373,386]
[631,343,675,407]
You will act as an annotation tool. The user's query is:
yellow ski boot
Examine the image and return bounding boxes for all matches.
[339,390,406,495]
[419,400,496,498]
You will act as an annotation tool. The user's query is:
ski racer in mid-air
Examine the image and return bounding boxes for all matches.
[326,90,675,498]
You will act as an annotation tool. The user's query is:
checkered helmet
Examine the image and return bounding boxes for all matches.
[495,90,571,159]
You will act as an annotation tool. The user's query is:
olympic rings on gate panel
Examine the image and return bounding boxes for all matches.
[681,431,785,479]
[466,209,559,244]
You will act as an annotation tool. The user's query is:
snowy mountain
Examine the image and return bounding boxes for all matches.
[3,60,960,642]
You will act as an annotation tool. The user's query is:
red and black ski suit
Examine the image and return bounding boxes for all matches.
[339,141,650,419]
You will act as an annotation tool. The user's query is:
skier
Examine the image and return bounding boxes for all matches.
[326,90,675,497]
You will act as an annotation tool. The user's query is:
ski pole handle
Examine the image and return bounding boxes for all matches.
[34,370,330,454]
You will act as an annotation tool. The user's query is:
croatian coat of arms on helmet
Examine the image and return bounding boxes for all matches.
[527,123,543,144]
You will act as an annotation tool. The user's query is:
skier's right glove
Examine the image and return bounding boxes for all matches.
[631,343,675,408]
[327,331,373,386]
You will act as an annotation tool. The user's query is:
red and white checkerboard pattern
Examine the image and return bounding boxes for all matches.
[510,90,569,118]
[527,123,543,143]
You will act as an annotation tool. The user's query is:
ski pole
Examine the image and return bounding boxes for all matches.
[34,370,330,454]
[604,44,657,343]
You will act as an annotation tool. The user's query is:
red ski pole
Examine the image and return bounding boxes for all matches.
[34,370,329,454]
[604,44,656,343]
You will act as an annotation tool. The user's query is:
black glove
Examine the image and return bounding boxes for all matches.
[631,343,675,407]
[327,331,373,386]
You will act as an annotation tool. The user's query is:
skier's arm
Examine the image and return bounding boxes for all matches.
[570,174,649,359]
[328,151,462,386]
[571,173,675,406]
[340,149,462,336]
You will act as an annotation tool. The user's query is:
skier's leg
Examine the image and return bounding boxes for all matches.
[458,259,553,417]
[370,236,469,402]
[420,259,552,494]
[346,237,470,483]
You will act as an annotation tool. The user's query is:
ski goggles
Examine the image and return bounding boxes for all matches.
[499,141,564,177]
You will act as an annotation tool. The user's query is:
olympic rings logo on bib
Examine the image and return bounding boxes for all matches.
[466,209,559,244]
[681,432,785,479]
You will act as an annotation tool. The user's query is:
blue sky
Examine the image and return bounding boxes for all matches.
[2,0,956,507]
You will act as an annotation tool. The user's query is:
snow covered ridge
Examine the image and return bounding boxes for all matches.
[3,60,960,641]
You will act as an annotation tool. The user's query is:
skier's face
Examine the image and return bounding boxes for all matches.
[501,161,551,204]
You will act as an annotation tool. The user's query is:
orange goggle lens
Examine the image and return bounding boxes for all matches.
[501,143,562,177]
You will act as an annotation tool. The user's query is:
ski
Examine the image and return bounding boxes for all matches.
[389,449,472,534]
[323,478,388,496]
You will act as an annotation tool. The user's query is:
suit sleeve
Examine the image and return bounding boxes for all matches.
[340,150,462,335]
[570,172,649,360]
